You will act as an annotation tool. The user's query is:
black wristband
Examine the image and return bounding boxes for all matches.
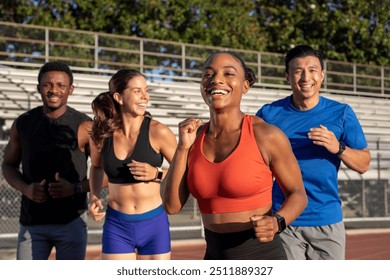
[272,213,286,233]
[336,141,346,156]
[74,182,83,194]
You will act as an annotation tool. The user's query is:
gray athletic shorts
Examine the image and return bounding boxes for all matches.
[279,221,345,260]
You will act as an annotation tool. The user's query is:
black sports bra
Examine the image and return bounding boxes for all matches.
[101,116,163,184]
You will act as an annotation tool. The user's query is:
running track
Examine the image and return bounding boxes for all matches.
[61,229,390,260]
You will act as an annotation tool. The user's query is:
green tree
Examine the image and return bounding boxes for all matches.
[253,0,390,65]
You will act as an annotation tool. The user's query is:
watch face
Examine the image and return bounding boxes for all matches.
[278,216,286,232]
[157,171,163,180]
[273,214,286,233]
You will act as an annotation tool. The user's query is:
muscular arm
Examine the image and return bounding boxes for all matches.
[79,120,108,191]
[338,147,370,174]
[254,118,308,226]
[153,121,178,164]
[156,123,178,183]
[161,146,191,214]
[88,135,106,221]
[162,118,202,214]
[77,120,94,193]
[2,121,27,192]
[88,139,105,199]
[269,132,308,225]
[1,120,48,202]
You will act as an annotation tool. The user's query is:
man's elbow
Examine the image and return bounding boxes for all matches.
[351,150,371,174]
[357,164,370,174]
[360,153,371,174]
[354,158,370,174]
[362,150,372,172]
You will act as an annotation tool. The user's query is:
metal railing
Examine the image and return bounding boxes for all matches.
[0,21,390,98]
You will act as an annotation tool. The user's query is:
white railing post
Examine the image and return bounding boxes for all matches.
[139,40,144,73]
[94,33,98,69]
[181,44,186,77]
[45,28,49,62]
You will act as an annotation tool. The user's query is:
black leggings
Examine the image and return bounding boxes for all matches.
[203,228,287,260]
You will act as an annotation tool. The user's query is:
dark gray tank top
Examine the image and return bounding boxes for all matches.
[16,106,91,225]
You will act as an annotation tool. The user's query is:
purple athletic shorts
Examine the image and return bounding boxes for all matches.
[102,205,171,255]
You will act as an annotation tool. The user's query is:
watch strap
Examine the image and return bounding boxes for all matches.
[336,141,346,156]
[154,166,163,182]
[272,213,286,233]
[74,181,83,194]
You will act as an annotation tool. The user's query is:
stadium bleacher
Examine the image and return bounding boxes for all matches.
[2,67,390,126]
[2,66,390,128]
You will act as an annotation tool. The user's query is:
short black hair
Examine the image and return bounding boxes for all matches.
[37,61,74,85]
[285,45,324,73]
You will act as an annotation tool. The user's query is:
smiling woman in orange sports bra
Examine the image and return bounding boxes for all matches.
[162,52,308,260]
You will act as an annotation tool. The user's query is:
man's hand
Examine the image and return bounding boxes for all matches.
[48,172,74,199]
[25,179,48,203]
[308,124,340,154]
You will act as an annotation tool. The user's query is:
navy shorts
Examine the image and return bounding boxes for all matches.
[102,205,171,255]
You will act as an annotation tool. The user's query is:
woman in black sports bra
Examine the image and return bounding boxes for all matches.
[88,69,177,260]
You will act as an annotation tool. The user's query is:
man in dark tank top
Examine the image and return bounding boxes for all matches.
[1,61,93,260]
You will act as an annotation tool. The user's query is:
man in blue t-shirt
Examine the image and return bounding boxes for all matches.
[256,45,371,260]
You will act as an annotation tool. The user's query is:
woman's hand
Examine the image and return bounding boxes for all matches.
[250,215,278,242]
[128,160,159,181]
[88,196,106,222]
[178,118,203,150]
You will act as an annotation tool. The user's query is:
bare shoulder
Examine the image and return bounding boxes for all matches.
[150,118,176,138]
[149,118,177,154]
[251,115,292,165]
[5,119,20,146]
[251,115,285,142]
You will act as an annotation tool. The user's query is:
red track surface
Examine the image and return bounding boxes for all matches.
[345,230,390,260]
[66,229,390,260]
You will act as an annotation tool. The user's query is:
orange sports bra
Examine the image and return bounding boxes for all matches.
[187,115,273,214]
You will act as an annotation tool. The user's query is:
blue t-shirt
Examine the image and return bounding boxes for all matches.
[256,95,367,226]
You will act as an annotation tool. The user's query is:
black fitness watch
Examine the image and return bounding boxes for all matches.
[155,167,163,182]
[74,181,83,194]
[336,141,346,156]
[272,213,286,234]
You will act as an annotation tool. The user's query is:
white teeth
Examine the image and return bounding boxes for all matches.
[48,97,59,102]
[210,89,228,95]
